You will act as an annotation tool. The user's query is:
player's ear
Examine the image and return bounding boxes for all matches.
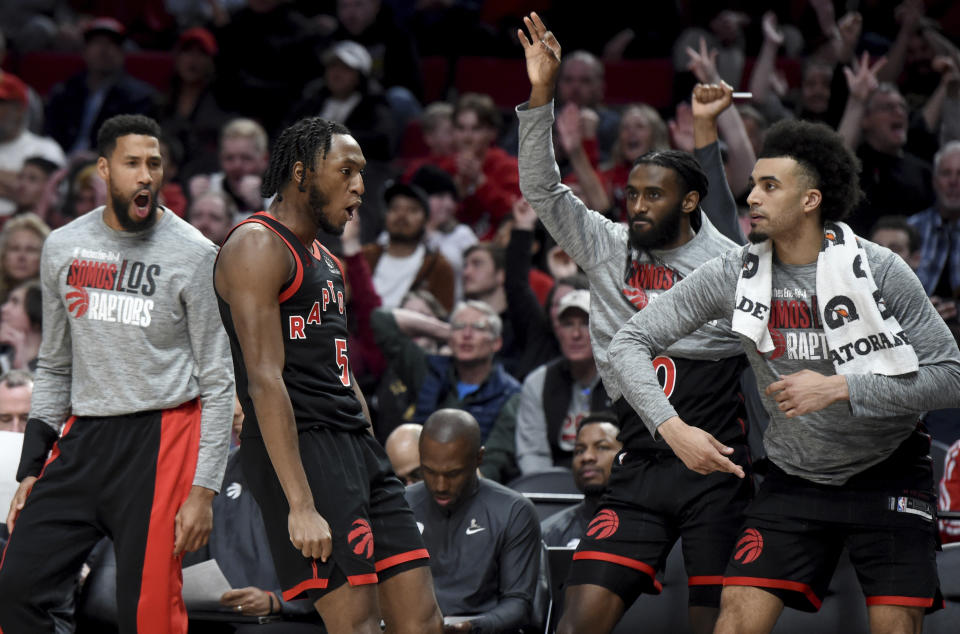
[682,191,700,214]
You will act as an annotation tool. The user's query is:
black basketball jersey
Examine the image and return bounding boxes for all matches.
[216,212,367,436]
[618,354,749,451]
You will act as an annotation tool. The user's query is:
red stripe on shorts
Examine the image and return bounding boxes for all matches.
[865,595,935,608]
[688,575,724,586]
[375,548,430,572]
[283,578,329,601]
[723,576,822,610]
[347,573,379,586]
[573,551,663,593]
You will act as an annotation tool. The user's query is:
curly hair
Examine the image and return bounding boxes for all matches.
[96,114,161,158]
[261,117,351,201]
[633,149,709,202]
[759,119,863,223]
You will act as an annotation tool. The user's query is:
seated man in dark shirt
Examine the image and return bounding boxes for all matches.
[541,413,622,548]
[405,409,541,633]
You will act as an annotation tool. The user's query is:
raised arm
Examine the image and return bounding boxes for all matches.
[692,82,747,244]
[517,12,624,269]
[749,12,785,107]
[837,52,887,150]
[686,39,756,197]
[214,225,332,563]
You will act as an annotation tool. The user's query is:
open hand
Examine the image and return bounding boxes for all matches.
[685,36,721,84]
[761,11,784,46]
[518,12,562,88]
[842,51,887,103]
[658,417,745,478]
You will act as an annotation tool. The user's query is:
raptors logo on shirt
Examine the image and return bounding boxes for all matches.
[63,251,161,326]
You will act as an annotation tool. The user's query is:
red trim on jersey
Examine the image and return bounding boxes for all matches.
[313,240,346,280]
[865,595,935,608]
[375,548,430,572]
[219,212,305,303]
[688,575,724,586]
[723,576,822,610]
[573,551,663,592]
[37,416,76,479]
[347,573,379,586]
[283,578,329,601]
[137,400,201,634]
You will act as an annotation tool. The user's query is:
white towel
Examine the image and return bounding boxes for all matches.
[731,221,918,376]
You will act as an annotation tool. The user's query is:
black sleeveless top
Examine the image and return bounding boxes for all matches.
[216,212,367,437]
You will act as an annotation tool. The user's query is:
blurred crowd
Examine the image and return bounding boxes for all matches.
[1,0,960,631]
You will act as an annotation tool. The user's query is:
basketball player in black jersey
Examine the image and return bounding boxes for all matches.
[214,117,443,634]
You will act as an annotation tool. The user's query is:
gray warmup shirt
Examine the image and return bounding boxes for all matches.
[517,100,743,402]
[609,243,960,485]
[30,207,235,491]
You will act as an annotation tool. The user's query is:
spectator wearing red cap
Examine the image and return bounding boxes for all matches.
[44,17,158,154]
[0,72,65,220]
[159,27,235,182]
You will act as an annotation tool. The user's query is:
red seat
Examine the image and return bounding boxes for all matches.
[454,57,530,108]
[16,51,86,96]
[16,50,174,97]
[603,59,674,108]
[421,56,450,105]
[740,57,802,92]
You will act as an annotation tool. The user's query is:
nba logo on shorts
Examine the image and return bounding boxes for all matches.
[734,528,764,564]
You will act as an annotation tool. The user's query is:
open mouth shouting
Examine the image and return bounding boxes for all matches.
[133,190,153,220]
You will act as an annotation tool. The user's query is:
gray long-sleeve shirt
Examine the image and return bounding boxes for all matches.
[30,207,234,491]
[609,242,960,485]
[517,100,743,401]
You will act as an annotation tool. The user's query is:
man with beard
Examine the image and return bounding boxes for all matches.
[540,413,622,548]
[405,409,541,633]
[213,116,443,633]
[0,114,235,632]
[517,14,750,634]
[363,181,455,311]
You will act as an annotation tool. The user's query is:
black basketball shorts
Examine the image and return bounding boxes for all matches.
[240,427,429,602]
[568,446,753,608]
[724,437,942,613]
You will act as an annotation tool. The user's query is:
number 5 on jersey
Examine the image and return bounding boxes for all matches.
[335,338,350,386]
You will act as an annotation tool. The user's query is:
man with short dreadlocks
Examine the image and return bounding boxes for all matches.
[214,117,443,634]
[517,14,751,634]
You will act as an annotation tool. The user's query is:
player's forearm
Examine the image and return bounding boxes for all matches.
[749,39,780,104]
[248,380,315,510]
[716,108,756,197]
[528,78,555,109]
[469,597,529,633]
[517,101,617,267]
[567,144,611,210]
[846,362,960,418]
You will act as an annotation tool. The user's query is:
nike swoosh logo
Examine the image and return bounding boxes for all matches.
[465,526,486,535]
